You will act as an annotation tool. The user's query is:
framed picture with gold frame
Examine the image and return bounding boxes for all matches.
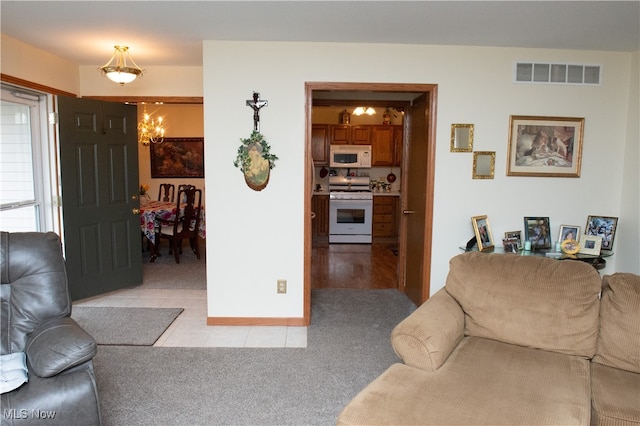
[472,215,494,252]
[473,151,495,179]
[450,123,474,152]
[507,115,584,177]
[558,225,581,244]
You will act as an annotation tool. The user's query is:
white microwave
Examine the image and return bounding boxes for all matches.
[329,145,372,168]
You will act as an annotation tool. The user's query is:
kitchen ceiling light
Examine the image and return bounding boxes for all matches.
[98,45,144,85]
[138,104,165,145]
[353,107,376,116]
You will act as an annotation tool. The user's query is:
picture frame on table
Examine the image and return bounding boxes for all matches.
[502,238,519,253]
[558,225,581,243]
[504,230,523,250]
[506,115,584,177]
[471,215,494,252]
[524,217,551,250]
[585,216,618,252]
[579,235,603,256]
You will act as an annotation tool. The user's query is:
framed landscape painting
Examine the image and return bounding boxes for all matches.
[507,115,584,177]
[150,137,204,178]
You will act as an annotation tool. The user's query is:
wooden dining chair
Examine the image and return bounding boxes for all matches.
[177,184,195,203]
[156,186,202,264]
[158,183,175,202]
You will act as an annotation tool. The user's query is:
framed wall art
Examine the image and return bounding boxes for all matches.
[150,137,204,178]
[585,216,618,252]
[507,115,584,177]
[579,235,603,256]
[471,215,494,252]
[450,123,474,152]
[472,151,495,179]
[524,216,551,250]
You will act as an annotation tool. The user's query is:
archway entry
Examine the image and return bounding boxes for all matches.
[304,82,438,324]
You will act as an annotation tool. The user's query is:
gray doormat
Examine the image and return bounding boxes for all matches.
[71,307,183,346]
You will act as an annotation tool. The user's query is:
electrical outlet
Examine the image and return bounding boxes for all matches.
[277,279,287,294]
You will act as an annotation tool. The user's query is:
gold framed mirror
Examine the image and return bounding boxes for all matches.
[450,123,474,152]
[473,151,495,179]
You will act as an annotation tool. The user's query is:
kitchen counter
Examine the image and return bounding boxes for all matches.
[313,190,400,197]
[372,191,400,197]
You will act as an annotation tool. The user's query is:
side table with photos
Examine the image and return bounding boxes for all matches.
[461,245,612,271]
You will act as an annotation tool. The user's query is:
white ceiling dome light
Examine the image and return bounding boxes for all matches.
[98,45,144,85]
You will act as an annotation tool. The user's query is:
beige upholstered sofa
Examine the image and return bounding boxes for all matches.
[338,252,640,425]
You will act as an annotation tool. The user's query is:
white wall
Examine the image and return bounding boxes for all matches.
[616,51,640,274]
[203,41,635,319]
[1,34,79,94]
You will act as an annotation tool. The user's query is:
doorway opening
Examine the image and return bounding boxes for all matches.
[304,82,438,324]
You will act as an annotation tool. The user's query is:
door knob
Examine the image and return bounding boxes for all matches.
[132,208,140,215]
[131,195,139,201]
[403,210,415,214]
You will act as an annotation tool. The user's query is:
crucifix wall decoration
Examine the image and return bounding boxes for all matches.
[233,92,278,191]
[246,91,268,131]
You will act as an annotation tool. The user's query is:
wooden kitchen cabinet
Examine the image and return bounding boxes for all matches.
[351,126,371,145]
[312,195,330,245]
[373,196,398,240]
[371,125,395,166]
[329,125,371,145]
[330,125,350,144]
[311,124,330,165]
[371,125,403,166]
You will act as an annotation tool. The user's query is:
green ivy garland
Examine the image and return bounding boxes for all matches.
[233,131,278,174]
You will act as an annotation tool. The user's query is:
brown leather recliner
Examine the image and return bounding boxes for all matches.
[1,232,101,425]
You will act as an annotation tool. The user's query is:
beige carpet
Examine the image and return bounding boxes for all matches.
[140,237,206,290]
[72,307,183,345]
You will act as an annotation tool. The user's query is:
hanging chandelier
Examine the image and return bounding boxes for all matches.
[352,107,376,116]
[98,45,144,85]
[138,105,165,145]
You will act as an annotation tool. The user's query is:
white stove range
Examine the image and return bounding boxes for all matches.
[328,176,373,244]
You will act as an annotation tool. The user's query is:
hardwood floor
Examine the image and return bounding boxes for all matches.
[311,243,399,289]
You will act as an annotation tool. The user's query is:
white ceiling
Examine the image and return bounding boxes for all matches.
[2,1,639,68]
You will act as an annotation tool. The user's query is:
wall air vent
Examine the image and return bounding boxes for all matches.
[514,62,601,85]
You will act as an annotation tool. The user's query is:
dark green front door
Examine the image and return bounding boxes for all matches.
[58,96,142,300]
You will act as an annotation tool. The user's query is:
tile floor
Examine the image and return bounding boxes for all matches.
[73,244,396,348]
[74,287,307,348]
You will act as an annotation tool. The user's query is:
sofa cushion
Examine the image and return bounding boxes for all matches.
[590,362,640,425]
[593,273,640,374]
[338,336,591,425]
[445,252,601,358]
[391,288,465,371]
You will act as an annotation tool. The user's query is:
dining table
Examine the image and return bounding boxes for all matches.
[140,198,206,261]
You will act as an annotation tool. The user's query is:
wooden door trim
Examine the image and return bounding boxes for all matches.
[82,96,203,104]
[1,73,76,97]
[304,82,437,325]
